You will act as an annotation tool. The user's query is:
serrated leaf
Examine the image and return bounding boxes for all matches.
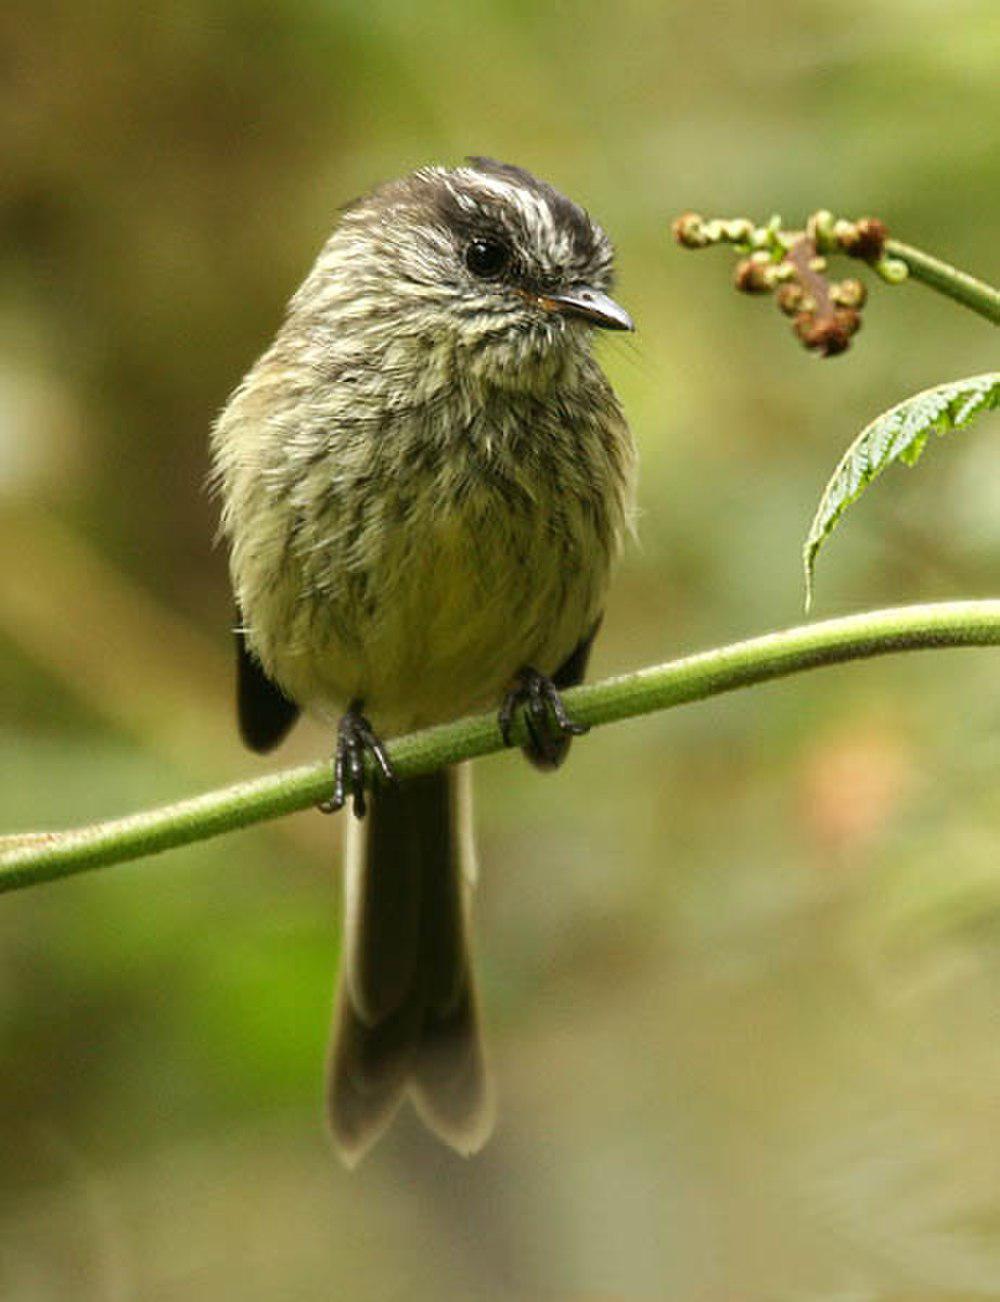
[803,372,1000,607]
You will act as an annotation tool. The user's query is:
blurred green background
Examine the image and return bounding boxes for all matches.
[2,1,999,1297]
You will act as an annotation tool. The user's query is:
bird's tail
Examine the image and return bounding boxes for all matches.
[327,763,494,1165]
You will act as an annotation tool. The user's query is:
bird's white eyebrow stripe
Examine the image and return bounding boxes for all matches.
[450,169,573,261]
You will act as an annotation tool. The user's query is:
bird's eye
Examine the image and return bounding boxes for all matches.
[465,238,510,279]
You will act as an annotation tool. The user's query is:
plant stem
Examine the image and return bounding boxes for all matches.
[673,213,1000,326]
[884,239,1000,324]
[3,600,999,894]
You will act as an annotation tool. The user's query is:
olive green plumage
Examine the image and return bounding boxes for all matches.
[211,158,636,1163]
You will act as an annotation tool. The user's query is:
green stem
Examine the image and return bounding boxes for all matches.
[883,239,1000,324]
[3,600,999,894]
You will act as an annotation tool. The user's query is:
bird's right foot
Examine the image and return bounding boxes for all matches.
[318,702,396,818]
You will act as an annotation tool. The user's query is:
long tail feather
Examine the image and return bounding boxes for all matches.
[327,765,493,1166]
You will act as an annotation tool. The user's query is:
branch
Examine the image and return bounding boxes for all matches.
[3,600,999,894]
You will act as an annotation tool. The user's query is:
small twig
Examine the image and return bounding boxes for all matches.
[882,238,1000,324]
[783,235,862,357]
[672,211,1000,352]
[2,601,998,894]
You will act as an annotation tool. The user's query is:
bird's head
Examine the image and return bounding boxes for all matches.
[291,158,632,391]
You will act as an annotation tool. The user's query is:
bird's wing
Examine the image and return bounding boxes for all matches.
[234,614,300,753]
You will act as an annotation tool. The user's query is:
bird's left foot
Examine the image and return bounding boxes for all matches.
[318,702,396,818]
[498,666,590,768]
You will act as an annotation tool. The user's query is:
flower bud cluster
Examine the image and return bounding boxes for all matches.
[672,210,897,357]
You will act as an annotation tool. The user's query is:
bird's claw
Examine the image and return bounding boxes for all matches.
[498,666,589,764]
[318,703,396,818]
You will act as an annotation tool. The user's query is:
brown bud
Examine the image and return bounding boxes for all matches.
[792,311,858,357]
[734,257,772,294]
[672,212,708,248]
[839,217,888,261]
[775,283,804,316]
[835,307,862,337]
[830,278,867,309]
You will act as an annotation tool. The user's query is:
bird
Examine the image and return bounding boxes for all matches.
[210,157,636,1165]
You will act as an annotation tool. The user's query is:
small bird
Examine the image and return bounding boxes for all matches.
[210,158,636,1165]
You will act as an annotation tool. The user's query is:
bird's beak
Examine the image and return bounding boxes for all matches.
[538,286,635,332]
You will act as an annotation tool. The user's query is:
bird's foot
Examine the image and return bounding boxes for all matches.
[318,702,396,818]
[498,666,589,767]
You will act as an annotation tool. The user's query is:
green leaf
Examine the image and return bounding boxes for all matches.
[803,372,1000,607]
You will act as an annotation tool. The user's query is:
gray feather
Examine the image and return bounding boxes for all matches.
[328,766,493,1166]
